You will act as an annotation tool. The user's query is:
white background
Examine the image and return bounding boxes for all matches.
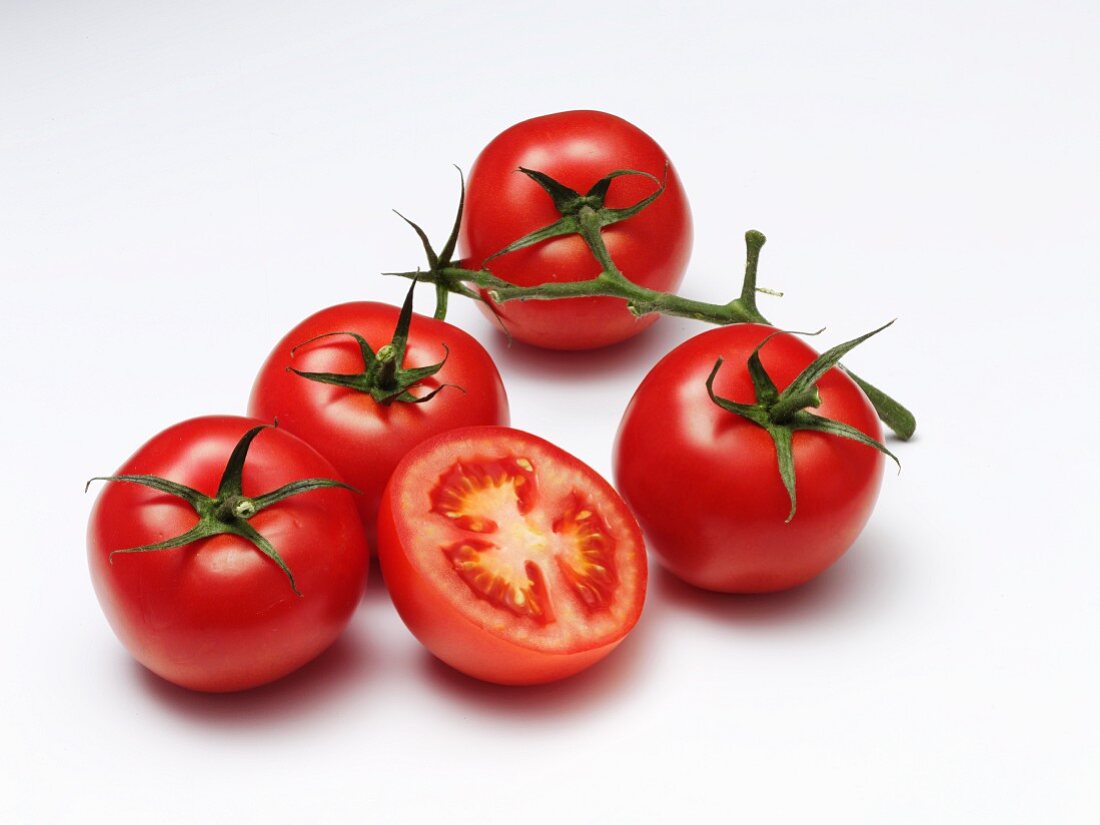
[2,1,1097,822]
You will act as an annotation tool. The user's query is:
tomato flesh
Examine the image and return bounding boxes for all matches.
[378,426,645,685]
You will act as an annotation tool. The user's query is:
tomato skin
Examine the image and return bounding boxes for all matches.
[613,325,885,593]
[377,426,646,685]
[459,110,692,350]
[87,416,369,692]
[248,302,509,542]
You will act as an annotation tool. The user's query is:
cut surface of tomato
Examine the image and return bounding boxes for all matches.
[378,426,646,684]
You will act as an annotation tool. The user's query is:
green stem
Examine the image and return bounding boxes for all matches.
[388,170,917,440]
[477,210,768,325]
[430,250,913,438]
[479,268,759,323]
[215,495,255,522]
[375,344,398,391]
[576,206,620,276]
[739,230,766,307]
[769,388,822,423]
[433,285,449,320]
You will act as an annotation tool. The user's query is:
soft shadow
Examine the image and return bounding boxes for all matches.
[418,601,657,721]
[886,431,919,446]
[132,618,376,728]
[653,529,899,627]
[483,317,694,383]
[362,556,387,603]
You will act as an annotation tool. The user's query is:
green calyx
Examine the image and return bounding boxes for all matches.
[288,281,457,406]
[85,423,356,596]
[481,166,666,267]
[386,166,482,321]
[706,323,901,523]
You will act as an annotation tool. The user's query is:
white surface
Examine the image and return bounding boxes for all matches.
[3,2,1097,822]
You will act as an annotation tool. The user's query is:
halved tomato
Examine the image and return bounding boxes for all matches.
[377,426,646,685]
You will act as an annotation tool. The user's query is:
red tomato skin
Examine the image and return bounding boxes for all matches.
[459,110,692,351]
[248,302,509,543]
[376,425,646,686]
[613,325,885,593]
[87,417,369,692]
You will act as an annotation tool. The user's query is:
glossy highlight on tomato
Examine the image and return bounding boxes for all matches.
[378,426,646,685]
[460,110,692,350]
[87,416,369,692]
[249,301,509,542]
[614,325,886,593]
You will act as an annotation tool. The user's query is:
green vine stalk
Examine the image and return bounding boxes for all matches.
[388,167,916,440]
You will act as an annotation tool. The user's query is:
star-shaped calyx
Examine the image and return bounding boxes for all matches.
[482,165,667,266]
[288,281,458,406]
[86,423,355,596]
[706,323,901,523]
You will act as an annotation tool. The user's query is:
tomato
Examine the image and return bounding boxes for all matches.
[613,324,886,593]
[248,301,509,543]
[87,417,369,692]
[377,426,646,685]
[459,110,692,350]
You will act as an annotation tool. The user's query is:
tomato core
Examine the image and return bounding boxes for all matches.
[427,455,619,626]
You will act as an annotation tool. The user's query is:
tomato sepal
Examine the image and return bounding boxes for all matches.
[706,323,901,522]
[480,166,665,267]
[289,281,461,406]
[86,422,355,596]
[386,168,485,319]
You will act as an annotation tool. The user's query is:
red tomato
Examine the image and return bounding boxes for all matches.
[614,325,885,593]
[377,426,646,685]
[87,416,369,692]
[248,302,509,542]
[459,110,692,350]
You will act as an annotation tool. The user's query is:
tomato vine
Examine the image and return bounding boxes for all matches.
[387,167,916,441]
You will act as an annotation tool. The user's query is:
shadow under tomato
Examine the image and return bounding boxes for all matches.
[132,616,377,729]
[417,602,656,722]
[483,315,697,384]
[887,431,919,446]
[362,556,386,603]
[652,528,900,627]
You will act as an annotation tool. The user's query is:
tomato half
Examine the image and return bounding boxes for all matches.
[459,110,692,350]
[614,325,886,593]
[249,302,509,543]
[377,426,646,685]
[87,416,369,692]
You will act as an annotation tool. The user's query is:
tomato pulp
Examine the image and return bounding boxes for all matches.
[460,110,692,350]
[378,426,646,684]
[614,325,885,593]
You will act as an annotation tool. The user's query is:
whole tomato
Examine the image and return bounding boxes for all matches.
[614,324,888,593]
[87,416,369,692]
[249,300,509,542]
[378,426,646,685]
[459,110,692,350]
